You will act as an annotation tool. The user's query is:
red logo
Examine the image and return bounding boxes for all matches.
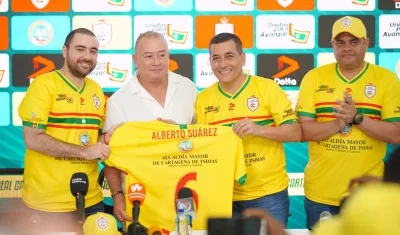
[127,183,146,205]
[272,56,300,79]
[28,56,56,79]
[229,103,235,111]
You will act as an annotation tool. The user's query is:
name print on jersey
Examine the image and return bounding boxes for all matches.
[152,127,218,140]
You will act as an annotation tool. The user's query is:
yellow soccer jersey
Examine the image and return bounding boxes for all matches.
[195,75,298,201]
[104,121,247,231]
[296,62,400,206]
[18,70,105,212]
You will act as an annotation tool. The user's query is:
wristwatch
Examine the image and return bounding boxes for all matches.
[351,112,364,125]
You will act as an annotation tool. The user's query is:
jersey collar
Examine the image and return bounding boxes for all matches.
[218,75,251,99]
[55,70,86,94]
[335,62,369,84]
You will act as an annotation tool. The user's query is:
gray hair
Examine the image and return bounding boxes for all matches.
[134,31,168,53]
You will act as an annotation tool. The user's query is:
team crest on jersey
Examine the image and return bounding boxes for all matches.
[247,95,259,111]
[80,132,90,146]
[93,94,101,109]
[178,139,193,153]
[339,124,352,137]
[96,216,109,230]
[364,84,376,98]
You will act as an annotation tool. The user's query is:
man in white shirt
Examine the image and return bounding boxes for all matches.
[102,31,198,222]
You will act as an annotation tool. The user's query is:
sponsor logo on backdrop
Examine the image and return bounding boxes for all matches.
[169,54,193,80]
[73,16,132,50]
[378,0,400,10]
[288,173,304,196]
[195,0,253,11]
[378,53,400,79]
[72,0,131,12]
[12,92,26,126]
[195,16,253,49]
[28,20,54,46]
[0,54,9,88]
[134,15,193,50]
[317,52,376,66]
[318,15,376,48]
[31,0,50,9]
[92,19,112,47]
[318,0,375,11]
[379,15,400,49]
[87,54,132,88]
[257,54,314,86]
[12,54,64,87]
[195,53,254,89]
[256,15,315,49]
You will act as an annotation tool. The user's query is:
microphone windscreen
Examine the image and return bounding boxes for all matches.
[127,183,146,205]
[70,172,89,196]
[178,187,193,199]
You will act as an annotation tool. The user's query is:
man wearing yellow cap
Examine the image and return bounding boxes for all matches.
[295,16,400,230]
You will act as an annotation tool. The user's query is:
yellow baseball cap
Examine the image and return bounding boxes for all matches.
[313,183,400,235]
[83,212,120,235]
[331,16,367,39]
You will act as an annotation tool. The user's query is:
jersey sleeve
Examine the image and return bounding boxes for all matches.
[234,136,247,186]
[265,81,299,126]
[18,76,53,129]
[195,93,208,125]
[295,70,316,119]
[381,72,400,122]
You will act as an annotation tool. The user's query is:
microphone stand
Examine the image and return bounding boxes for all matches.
[76,192,85,224]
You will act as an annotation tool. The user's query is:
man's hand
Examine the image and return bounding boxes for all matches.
[113,194,132,222]
[82,142,110,161]
[104,123,124,144]
[157,117,177,124]
[242,208,287,235]
[333,92,357,124]
[233,118,263,138]
[348,175,382,192]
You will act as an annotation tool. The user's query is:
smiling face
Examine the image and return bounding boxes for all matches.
[133,35,169,82]
[209,39,246,84]
[62,33,99,79]
[332,32,369,69]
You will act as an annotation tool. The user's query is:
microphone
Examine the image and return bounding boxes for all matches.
[70,172,89,223]
[176,187,197,232]
[127,183,146,235]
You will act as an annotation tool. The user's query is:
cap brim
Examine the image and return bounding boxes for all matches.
[312,217,343,235]
[332,31,364,40]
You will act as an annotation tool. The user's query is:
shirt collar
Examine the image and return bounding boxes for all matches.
[129,70,180,94]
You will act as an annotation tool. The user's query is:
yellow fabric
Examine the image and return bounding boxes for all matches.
[18,70,105,211]
[331,16,367,39]
[105,121,247,231]
[195,75,298,201]
[83,212,120,235]
[296,63,400,206]
[313,183,400,235]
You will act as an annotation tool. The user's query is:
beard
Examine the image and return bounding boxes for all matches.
[66,56,96,79]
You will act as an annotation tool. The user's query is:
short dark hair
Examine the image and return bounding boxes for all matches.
[208,33,243,54]
[64,28,97,48]
[384,147,400,183]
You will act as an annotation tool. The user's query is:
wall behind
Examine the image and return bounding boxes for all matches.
[0,0,399,229]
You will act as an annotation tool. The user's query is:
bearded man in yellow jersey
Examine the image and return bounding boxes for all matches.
[18,28,119,230]
[195,33,302,227]
[296,16,400,230]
